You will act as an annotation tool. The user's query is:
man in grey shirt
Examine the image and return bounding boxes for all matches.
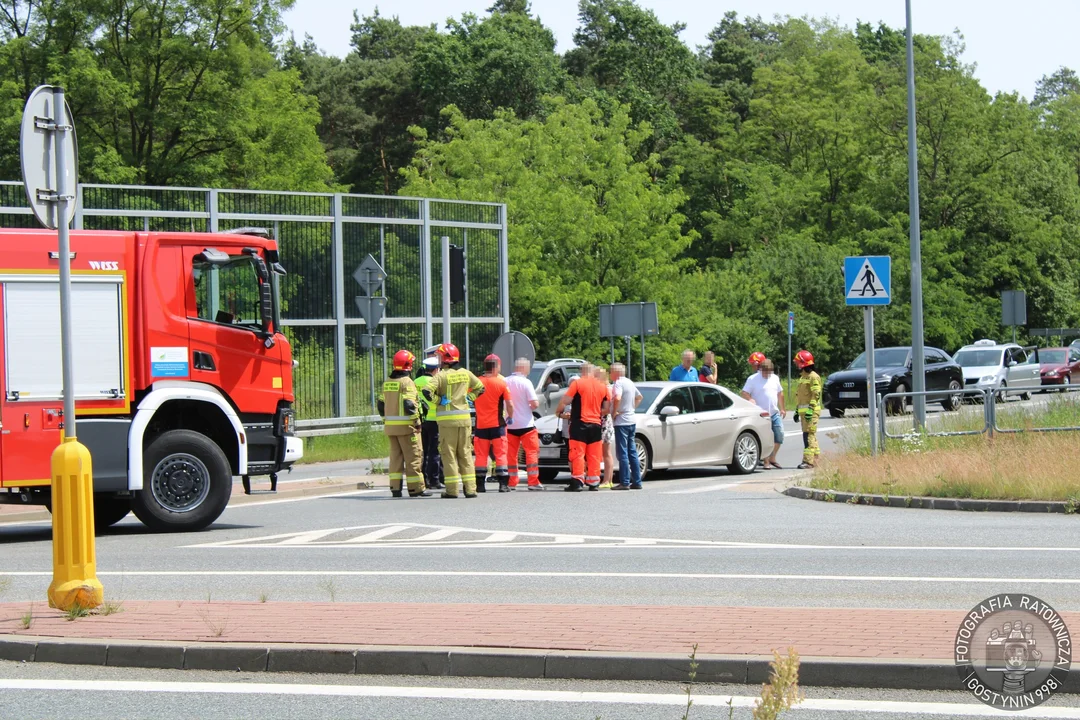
[610,363,644,489]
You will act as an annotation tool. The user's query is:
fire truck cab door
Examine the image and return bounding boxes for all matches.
[184,247,283,415]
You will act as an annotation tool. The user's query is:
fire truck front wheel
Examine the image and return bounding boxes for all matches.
[133,430,232,532]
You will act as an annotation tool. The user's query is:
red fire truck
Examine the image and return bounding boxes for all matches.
[0,228,301,531]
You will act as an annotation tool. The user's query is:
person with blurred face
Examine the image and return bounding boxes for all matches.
[610,362,643,489]
[701,350,718,384]
[505,357,544,490]
[741,359,786,469]
[556,362,607,491]
[670,349,699,382]
[595,366,615,488]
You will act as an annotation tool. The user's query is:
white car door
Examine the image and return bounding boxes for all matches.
[690,385,738,464]
[652,386,697,468]
[1007,348,1039,389]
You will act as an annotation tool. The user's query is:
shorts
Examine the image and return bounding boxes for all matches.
[770,411,784,444]
[601,415,614,444]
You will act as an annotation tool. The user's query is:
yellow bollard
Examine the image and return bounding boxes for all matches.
[47,437,103,611]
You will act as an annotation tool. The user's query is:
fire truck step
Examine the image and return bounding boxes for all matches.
[240,474,279,495]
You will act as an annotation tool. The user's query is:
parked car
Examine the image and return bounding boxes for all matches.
[527,358,586,417]
[1037,346,1080,390]
[823,346,964,417]
[952,340,1040,401]
[533,381,775,483]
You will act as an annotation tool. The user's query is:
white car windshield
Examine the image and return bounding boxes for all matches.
[954,349,1002,368]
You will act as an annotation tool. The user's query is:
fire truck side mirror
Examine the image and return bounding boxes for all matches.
[259,280,275,348]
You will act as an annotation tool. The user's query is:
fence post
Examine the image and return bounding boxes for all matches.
[421,199,433,349]
[208,189,218,233]
[499,203,510,334]
[73,185,83,230]
[332,194,347,417]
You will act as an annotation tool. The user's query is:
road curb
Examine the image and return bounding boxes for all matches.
[4,635,1074,692]
[781,485,1073,513]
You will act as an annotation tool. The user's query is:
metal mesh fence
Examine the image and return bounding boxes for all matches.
[0,182,508,420]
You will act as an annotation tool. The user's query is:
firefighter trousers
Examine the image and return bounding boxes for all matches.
[439,424,476,497]
[387,430,424,495]
[420,420,444,487]
[507,428,540,487]
[474,430,509,489]
[800,412,820,465]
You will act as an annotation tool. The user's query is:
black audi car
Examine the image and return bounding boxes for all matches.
[823,346,965,417]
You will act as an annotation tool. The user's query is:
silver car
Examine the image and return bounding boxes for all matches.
[534,381,775,483]
[952,340,1040,401]
[527,358,586,417]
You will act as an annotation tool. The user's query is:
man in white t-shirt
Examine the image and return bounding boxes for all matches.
[741,358,786,469]
[505,357,544,490]
[610,363,644,489]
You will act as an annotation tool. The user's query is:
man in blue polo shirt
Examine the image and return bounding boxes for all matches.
[669,349,699,382]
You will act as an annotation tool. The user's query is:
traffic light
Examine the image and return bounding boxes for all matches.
[449,244,465,304]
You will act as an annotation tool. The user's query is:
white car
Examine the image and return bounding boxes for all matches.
[952,340,1040,401]
[534,381,776,483]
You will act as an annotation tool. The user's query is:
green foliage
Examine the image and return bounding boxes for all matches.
[401,98,693,371]
[0,0,334,189]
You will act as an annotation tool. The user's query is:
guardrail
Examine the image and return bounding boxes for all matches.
[878,388,992,441]
[875,383,1080,448]
[296,416,381,438]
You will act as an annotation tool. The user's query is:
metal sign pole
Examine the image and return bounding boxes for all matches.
[53,88,76,439]
[865,307,878,456]
[905,0,927,431]
[639,303,646,382]
[787,311,794,402]
[441,236,451,344]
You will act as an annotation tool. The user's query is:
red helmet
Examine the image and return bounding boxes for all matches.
[392,349,415,371]
[748,352,766,366]
[795,350,815,369]
[437,343,460,364]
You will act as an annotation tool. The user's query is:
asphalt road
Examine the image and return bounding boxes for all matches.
[2,405,1079,613]
[2,661,1079,720]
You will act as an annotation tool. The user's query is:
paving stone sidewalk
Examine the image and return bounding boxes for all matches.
[1,601,1051,660]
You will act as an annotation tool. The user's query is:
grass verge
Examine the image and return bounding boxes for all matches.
[811,395,1080,501]
[297,424,389,464]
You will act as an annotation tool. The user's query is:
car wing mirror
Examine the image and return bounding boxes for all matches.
[659,405,680,420]
[545,383,559,395]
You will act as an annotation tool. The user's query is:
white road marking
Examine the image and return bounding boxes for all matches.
[179,522,1080,552]
[661,481,749,495]
[0,679,1075,716]
[2,570,1080,585]
[345,525,413,543]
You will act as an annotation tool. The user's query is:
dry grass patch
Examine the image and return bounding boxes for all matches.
[813,431,1080,501]
[812,394,1080,501]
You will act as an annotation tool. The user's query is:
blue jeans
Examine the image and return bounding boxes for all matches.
[614,424,641,486]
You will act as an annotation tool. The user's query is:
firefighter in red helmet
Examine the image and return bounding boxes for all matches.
[793,350,822,469]
[377,349,429,497]
[431,343,485,498]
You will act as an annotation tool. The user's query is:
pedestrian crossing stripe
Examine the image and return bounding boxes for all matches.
[844,255,891,306]
[184,523,766,549]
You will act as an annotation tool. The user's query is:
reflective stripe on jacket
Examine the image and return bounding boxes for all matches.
[433,366,484,426]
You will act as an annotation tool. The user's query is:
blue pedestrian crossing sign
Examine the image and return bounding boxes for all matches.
[845,256,891,306]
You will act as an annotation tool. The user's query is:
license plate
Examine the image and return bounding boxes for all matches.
[839,392,860,399]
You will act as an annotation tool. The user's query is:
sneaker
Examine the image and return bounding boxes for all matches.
[587,484,600,491]
[528,484,545,491]
[612,484,630,491]
[629,484,643,490]
[507,485,518,491]
[797,462,814,470]
[498,484,510,493]
[564,480,584,492]
[391,490,403,498]
[600,482,613,489]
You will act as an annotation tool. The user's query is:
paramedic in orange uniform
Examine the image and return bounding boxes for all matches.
[473,354,515,493]
[555,368,608,492]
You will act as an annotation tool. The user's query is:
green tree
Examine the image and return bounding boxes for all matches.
[401,98,693,358]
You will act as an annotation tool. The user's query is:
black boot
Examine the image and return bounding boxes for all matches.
[409,488,431,497]
[475,476,487,492]
[564,479,584,492]
[391,490,403,498]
